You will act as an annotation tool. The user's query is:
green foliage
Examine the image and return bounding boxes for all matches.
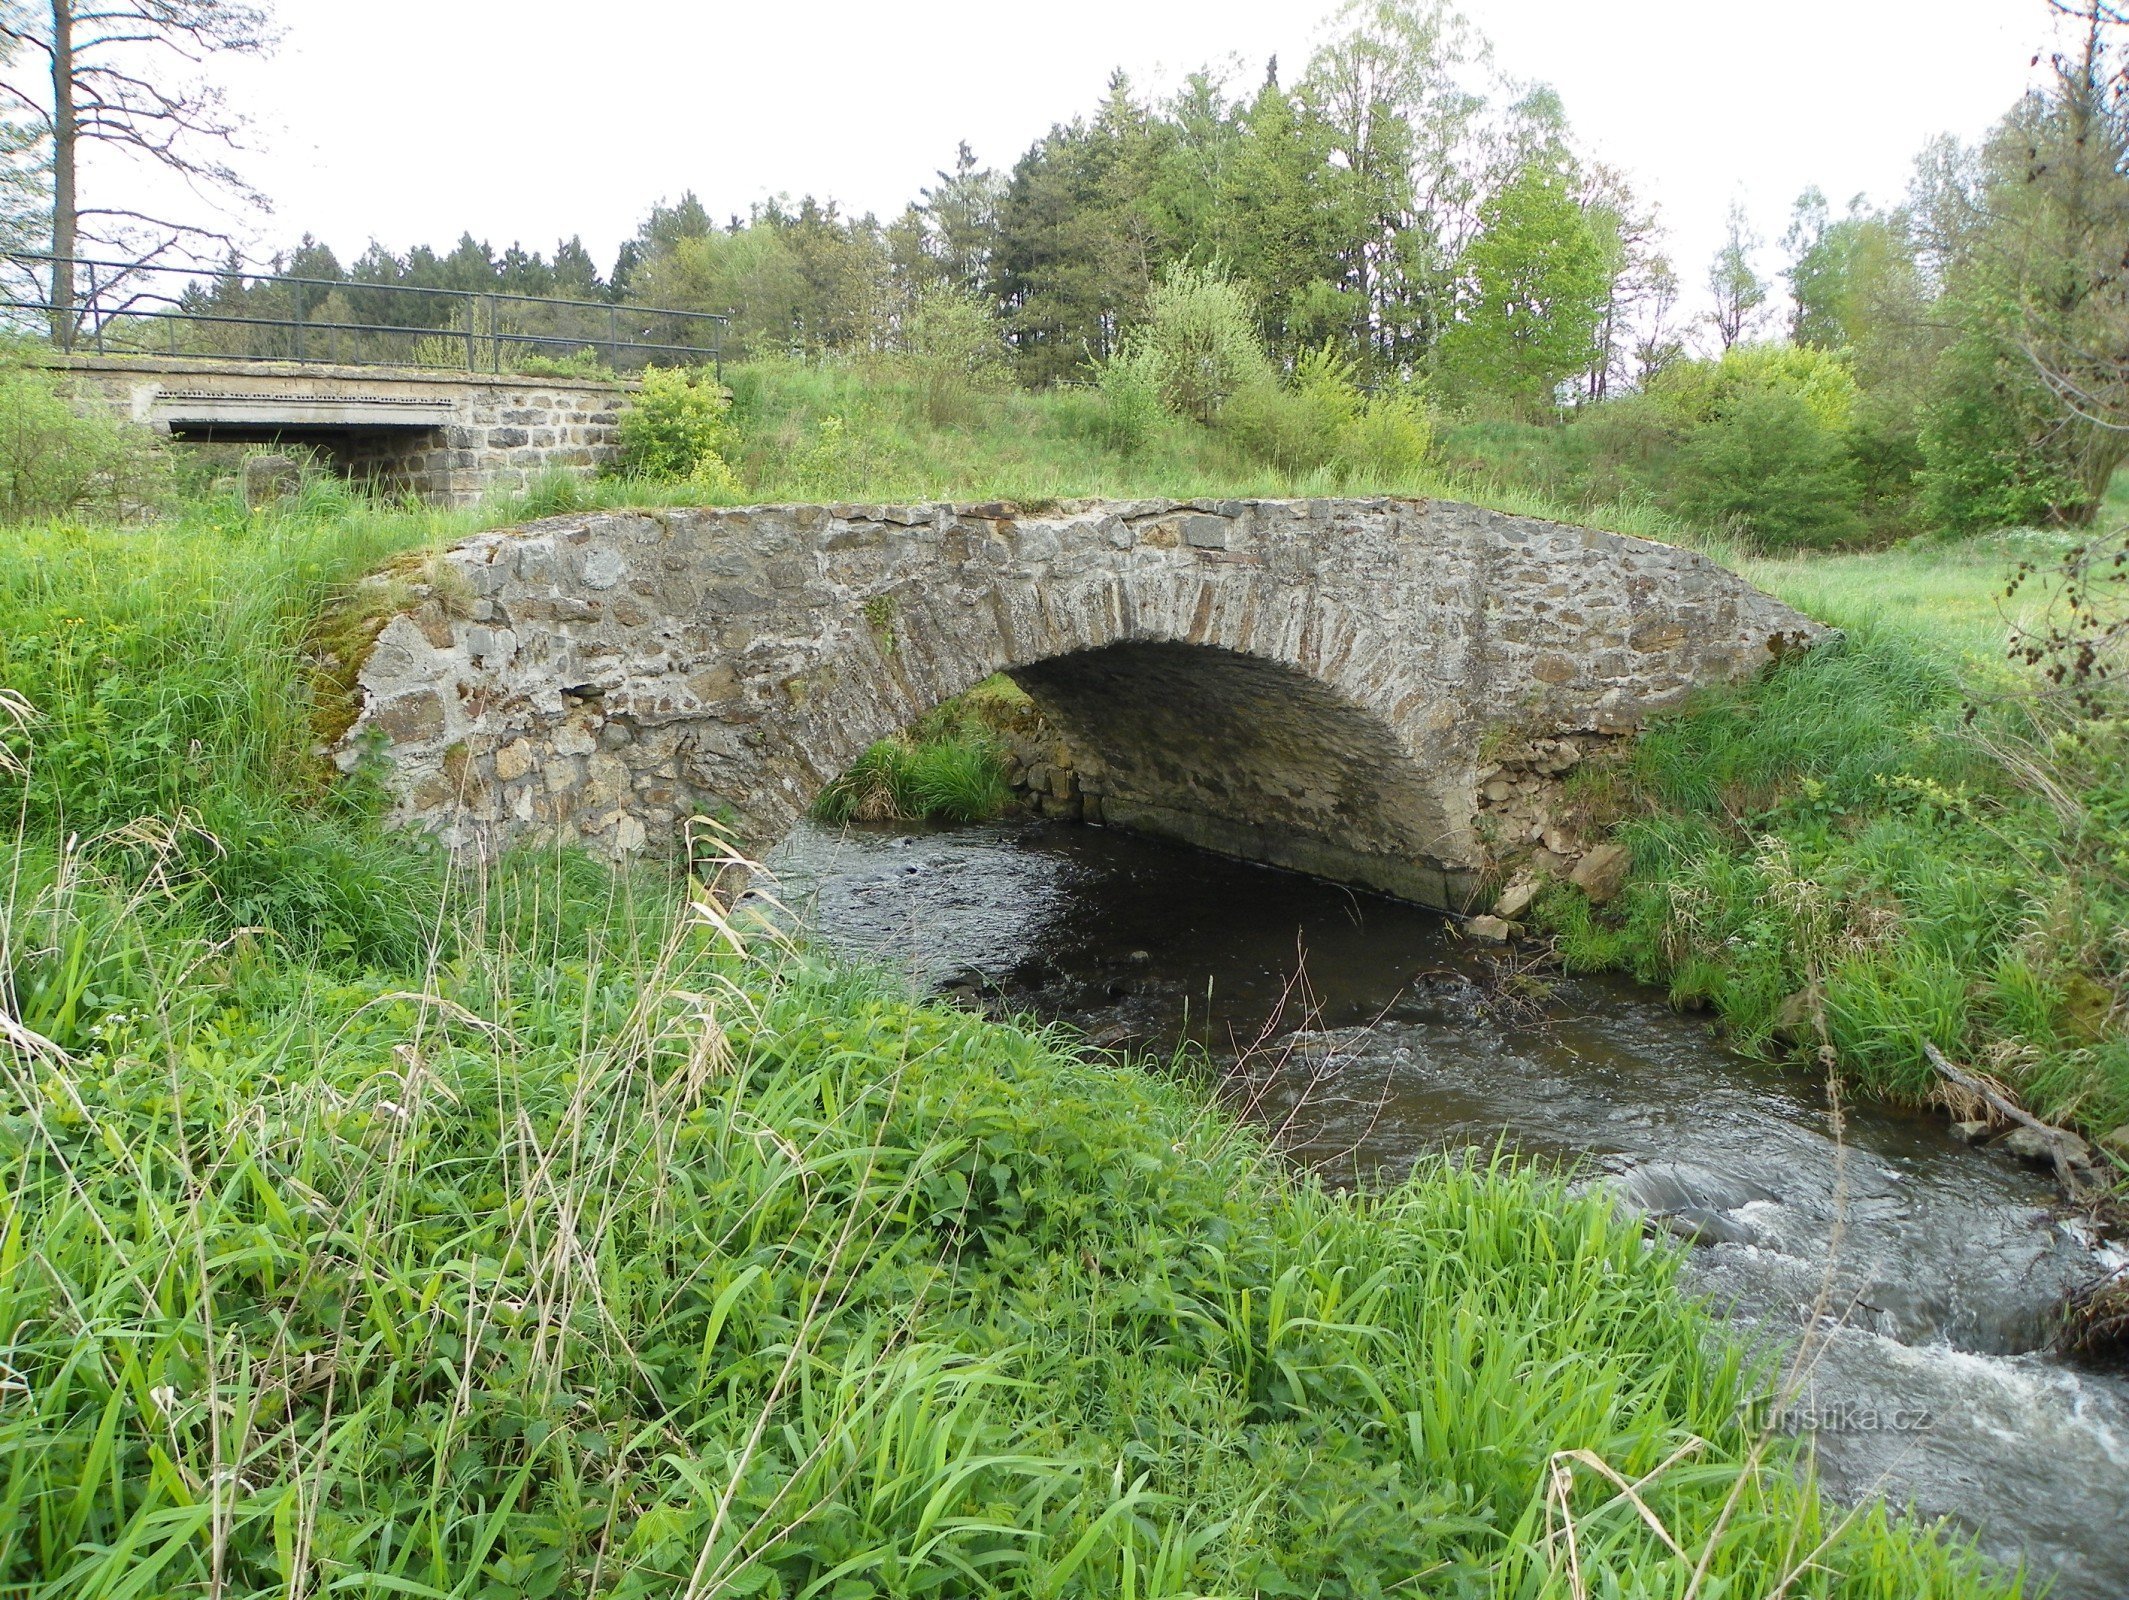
[1439,346,1874,551]
[1671,388,1863,549]
[0,506,454,968]
[1545,586,2129,1145]
[1917,330,2090,535]
[616,365,739,481]
[0,359,170,522]
[512,346,618,380]
[893,283,1007,426]
[1134,261,1276,425]
[1339,386,1435,482]
[1436,159,1612,413]
[1219,345,1436,484]
[0,879,2012,1600]
[814,689,1015,826]
[1093,343,1166,457]
[1651,341,1862,433]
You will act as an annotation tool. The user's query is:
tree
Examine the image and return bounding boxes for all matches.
[992,72,1166,383]
[1300,0,1486,369]
[1202,73,1356,361]
[1908,0,2129,526]
[0,0,276,339]
[1434,155,1610,413]
[1579,161,1669,400]
[1705,201,1769,351]
[917,142,1003,295]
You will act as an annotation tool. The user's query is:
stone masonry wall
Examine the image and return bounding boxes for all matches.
[337,497,1827,911]
[50,356,630,504]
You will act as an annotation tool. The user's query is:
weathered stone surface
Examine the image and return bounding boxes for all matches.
[337,497,1826,909]
[1999,1124,2096,1169]
[241,452,303,508]
[1465,915,1517,943]
[49,355,632,505]
[1569,842,1634,905]
[1493,875,1541,919]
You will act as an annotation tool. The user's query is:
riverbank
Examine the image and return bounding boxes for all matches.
[1531,532,2128,1183]
[0,488,2031,1594]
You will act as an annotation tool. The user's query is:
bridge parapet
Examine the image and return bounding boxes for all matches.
[51,355,632,504]
[337,497,1826,909]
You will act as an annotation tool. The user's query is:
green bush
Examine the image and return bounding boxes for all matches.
[1650,342,1862,432]
[1917,331,2090,534]
[513,346,618,380]
[1093,343,1166,457]
[0,359,169,521]
[1135,262,1274,424]
[1339,387,1435,482]
[1671,389,1863,549]
[1220,346,1435,484]
[616,364,739,480]
[895,284,1007,427]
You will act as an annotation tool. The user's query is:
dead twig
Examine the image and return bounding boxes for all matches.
[1922,1041,2095,1199]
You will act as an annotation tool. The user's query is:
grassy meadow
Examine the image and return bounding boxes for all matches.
[0,362,2106,1595]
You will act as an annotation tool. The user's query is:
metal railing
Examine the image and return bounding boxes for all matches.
[0,252,725,377]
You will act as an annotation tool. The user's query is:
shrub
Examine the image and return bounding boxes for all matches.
[1222,348,1435,485]
[896,284,1006,427]
[1219,378,1341,475]
[0,359,168,521]
[616,364,738,480]
[1652,342,1862,432]
[1094,343,1166,456]
[1917,331,2091,534]
[1672,388,1862,549]
[1338,388,1435,483]
[1136,262,1274,424]
[514,347,617,380]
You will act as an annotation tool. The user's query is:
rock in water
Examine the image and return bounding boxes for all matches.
[1998,1124,2095,1170]
[1464,914,1516,943]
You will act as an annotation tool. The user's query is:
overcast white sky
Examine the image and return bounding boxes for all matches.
[200,0,2050,311]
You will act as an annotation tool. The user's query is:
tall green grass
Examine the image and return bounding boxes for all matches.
[0,414,2028,1597]
[1,849,2016,1598]
[813,688,1021,828]
[1542,555,2129,1150]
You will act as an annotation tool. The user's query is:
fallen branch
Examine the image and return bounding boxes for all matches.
[1923,1041,2095,1200]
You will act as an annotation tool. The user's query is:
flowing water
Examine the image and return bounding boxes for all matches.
[765,818,2129,1598]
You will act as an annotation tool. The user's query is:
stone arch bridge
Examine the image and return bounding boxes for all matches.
[340,497,1823,910]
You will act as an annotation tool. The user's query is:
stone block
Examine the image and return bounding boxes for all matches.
[1182,515,1229,549]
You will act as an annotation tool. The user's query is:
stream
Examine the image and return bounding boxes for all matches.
[765,817,2129,1598]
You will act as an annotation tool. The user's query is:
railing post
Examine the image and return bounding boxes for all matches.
[464,292,477,371]
[85,261,105,354]
[608,304,620,369]
[293,282,306,362]
[489,294,501,374]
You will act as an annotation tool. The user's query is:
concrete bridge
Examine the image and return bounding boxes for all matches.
[337,497,1824,910]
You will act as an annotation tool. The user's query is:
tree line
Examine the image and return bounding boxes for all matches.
[9,0,2129,544]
